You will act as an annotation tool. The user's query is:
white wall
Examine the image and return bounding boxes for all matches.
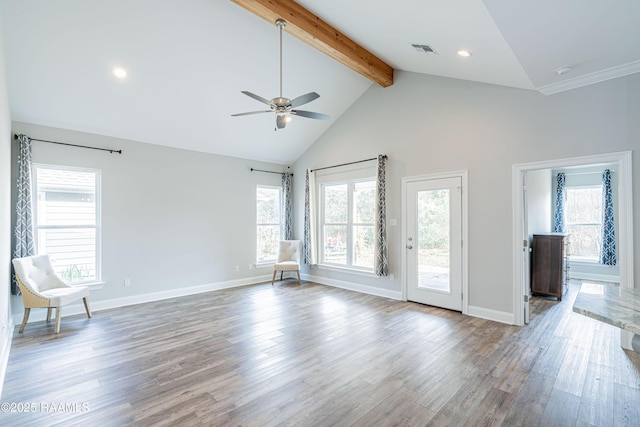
[292,70,640,317]
[10,122,286,318]
[5,71,640,325]
[0,1,14,394]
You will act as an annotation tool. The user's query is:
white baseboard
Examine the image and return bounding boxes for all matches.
[303,273,402,300]
[11,274,273,325]
[304,274,517,325]
[0,319,14,399]
[467,305,515,325]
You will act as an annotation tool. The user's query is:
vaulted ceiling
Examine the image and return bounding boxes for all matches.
[3,0,639,164]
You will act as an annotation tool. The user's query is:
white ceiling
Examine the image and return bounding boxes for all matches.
[3,0,639,164]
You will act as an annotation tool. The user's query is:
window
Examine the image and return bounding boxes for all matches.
[564,186,602,261]
[256,185,281,263]
[33,164,101,284]
[321,179,376,270]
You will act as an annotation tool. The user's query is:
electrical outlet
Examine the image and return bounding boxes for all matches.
[235,265,240,272]
[124,278,131,287]
[389,274,395,281]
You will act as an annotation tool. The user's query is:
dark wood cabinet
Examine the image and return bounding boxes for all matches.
[531,233,568,301]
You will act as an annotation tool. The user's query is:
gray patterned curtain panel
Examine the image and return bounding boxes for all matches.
[553,172,565,233]
[375,155,388,277]
[600,169,616,265]
[282,172,293,240]
[12,134,35,295]
[303,169,317,265]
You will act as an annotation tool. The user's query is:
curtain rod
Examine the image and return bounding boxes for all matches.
[250,168,292,176]
[555,170,609,177]
[14,134,122,154]
[310,155,386,173]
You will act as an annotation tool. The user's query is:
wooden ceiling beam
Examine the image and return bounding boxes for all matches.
[230,0,394,87]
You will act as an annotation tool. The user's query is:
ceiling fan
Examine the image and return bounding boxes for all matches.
[231,19,329,131]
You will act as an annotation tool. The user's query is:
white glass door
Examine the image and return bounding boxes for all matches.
[406,177,462,311]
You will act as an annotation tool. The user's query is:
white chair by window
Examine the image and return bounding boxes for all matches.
[12,255,92,334]
[272,240,302,286]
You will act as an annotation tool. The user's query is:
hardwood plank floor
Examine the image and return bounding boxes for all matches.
[1,280,639,426]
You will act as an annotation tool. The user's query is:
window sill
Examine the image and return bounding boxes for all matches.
[317,264,378,278]
[72,281,105,290]
[568,258,599,264]
[569,259,617,268]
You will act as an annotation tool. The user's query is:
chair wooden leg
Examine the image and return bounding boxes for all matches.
[272,270,277,285]
[19,308,30,333]
[46,307,52,323]
[83,297,92,318]
[297,270,301,285]
[55,307,62,334]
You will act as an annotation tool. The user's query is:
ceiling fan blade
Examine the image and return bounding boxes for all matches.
[288,92,320,108]
[241,91,272,106]
[290,110,330,120]
[231,110,272,117]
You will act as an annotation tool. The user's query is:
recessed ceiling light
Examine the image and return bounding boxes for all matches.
[555,66,572,76]
[112,67,127,79]
[457,50,472,58]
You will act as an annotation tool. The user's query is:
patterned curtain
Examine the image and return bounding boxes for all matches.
[303,169,317,265]
[375,155,388,276]
[12,134,35,295]
[600,169,616,265]
[281,172,293,240]
[553,173,565,233]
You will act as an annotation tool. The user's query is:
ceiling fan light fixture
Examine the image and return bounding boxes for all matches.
[276,113,288,129]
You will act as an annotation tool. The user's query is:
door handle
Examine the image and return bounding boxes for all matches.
[406,245,413,249]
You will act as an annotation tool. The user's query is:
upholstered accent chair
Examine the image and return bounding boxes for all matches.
[272,240,302,286]
[12,255,92,334]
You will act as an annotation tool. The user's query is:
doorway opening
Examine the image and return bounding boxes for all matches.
[512,151,633,346]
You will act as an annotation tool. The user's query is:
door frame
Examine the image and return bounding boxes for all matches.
[522,172,530,324]
[512,151,633,346]
[402,170,469,315]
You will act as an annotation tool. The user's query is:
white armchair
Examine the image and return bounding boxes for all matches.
[272,240,302,286]
[12,255,92,334]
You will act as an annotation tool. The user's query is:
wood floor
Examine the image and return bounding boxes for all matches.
[2,279,639,426]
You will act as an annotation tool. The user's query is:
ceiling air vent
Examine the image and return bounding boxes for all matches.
[411,44,438,55]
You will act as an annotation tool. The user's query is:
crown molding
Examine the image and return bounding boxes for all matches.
[537,60,640,95]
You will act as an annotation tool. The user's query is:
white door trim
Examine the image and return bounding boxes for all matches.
[402,170,469,315]
[512,152,634,344]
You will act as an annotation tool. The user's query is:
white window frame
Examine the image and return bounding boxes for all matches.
[316,164,376,274]
[32,163,102,285]
[256,184,282,265]
[564,184,603,263]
